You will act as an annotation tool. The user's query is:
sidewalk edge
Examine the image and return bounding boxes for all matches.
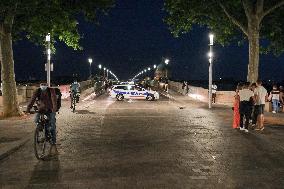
[0,134,31,161]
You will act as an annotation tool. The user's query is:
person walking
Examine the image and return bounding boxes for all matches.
[212,83,217,103]
[254,80,268,131]
[279,86,284,112]
[239,82,254,133]
[250,83,257,129]
[269,85,280,113]
[232,83,241,129]
[164,78,169,93]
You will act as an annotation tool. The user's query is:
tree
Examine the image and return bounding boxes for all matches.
[0,0,114,117]
[164,0,284,82]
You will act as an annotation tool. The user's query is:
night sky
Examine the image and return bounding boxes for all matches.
[13,0,284,82]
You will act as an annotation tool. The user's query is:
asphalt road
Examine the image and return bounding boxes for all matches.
[0,93,284,189]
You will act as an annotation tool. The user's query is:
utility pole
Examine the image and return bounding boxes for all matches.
[208,33,214,109]
[46,33,51,87]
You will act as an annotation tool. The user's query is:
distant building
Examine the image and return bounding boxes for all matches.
[155,63,170,80]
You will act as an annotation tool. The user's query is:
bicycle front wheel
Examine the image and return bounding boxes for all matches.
[34,127,49,160]
[72,96,76,112]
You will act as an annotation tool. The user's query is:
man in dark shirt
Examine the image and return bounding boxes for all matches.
[27,83,61,154]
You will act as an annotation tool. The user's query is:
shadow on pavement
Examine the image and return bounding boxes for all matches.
[75,110,96,115]
[25,156,61,188]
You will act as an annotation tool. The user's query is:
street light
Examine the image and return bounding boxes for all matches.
[88,58,93,79]
[45,33,51,87]
[164,58,170,78]
[153,64,157,69]
[208,33,214,109]
[165,58,170,65]
[98,64,102,69]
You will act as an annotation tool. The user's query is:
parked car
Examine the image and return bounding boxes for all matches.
[110,84,159,101]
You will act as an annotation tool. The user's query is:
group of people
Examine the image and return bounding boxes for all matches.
[233,80,283,132]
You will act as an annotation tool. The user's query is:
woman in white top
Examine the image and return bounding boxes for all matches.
[269,85,280,113]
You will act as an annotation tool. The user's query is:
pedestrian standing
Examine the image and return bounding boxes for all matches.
[212,83,217,103]
[250,83,257,129]
[164,78,169,93]
[232,83,241,129]
[279,86,284,112]
[268,85,280,113]
[254,80,268,131]
[182,81,186,95]
[186,82,189,95]
[239,82,254,133]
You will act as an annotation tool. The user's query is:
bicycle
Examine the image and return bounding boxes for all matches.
[33,109,54,160]
[70,91,77,113]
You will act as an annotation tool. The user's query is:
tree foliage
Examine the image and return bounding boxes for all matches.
[0,0,114,49]
[0,0,114,117]
[164,0,284,55]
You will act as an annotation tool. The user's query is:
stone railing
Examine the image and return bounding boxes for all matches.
[168,81,280,112]
[168,81,235,106]
[0,79,97,106]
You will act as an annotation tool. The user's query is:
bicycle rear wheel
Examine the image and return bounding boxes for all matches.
[34,126,50,160]
[72,95,76,112]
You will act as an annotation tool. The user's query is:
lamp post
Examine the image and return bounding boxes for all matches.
[45,33,51,87]
[164,58,170,78]
[88,58,93,79]
[208,33,214,109]
[103,67,106,79]
[98,64,102,78]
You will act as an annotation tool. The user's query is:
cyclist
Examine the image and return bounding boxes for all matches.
[70,80,81,108]
[26,83,61,155]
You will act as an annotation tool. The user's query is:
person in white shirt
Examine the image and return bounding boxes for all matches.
[212,83,217,103]
[254,80,268,131]
[239,82,254,132]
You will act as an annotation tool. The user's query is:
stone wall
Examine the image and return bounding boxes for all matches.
[0,80,94,106]
[168,81,283,112]
[169,81,235,106]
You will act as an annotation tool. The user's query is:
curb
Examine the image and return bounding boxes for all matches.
[0,134,32,161]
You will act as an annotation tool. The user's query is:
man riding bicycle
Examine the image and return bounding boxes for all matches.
[26,83,61,155]
[70,80,81,108]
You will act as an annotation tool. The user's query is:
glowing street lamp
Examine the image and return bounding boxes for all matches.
[165,58,170,65]
[88,58,93,79]
[209,33,214,46]
[153,64,157,69]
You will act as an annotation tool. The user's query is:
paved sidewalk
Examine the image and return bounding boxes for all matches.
[0,116,34,160]
[163,89,284,149]
[0,88,100,161]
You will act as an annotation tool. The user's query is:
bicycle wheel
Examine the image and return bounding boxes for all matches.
[34,126,46,160]
[34,125,52,160]
[72,96,76,112]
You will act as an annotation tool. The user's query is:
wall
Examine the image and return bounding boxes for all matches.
[168,81,282,112]
[169,81,235,106]
[0,79,94,106]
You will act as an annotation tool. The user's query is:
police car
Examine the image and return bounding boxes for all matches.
[110,85,159,101]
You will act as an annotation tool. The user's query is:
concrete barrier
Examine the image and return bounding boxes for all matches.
[169,81,235,106]
[0,79,95,107]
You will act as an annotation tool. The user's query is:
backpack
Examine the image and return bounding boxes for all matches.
[54,87,62,111]
[36,87,62,112]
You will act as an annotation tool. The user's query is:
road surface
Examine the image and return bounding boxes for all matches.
[0,93,284,188]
